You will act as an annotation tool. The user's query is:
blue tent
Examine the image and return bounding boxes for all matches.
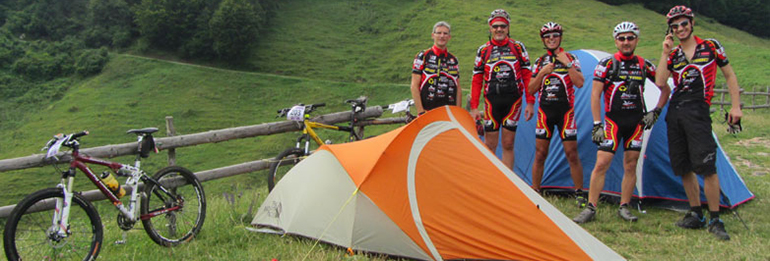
[490,49,753,209]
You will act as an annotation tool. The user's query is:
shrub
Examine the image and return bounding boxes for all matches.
[74,47,109,77]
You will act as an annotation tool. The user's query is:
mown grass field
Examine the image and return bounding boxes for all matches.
[2,0,770,260]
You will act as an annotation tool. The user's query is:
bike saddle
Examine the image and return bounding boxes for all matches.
[126,127,159,135]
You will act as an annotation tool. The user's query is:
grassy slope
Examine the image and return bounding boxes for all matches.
[1,0,769,260]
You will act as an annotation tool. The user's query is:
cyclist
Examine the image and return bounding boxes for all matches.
[655,5,741,241]
[527,22,586,203]
[411,21,461,114]
[470,9,534,170]
[573,22,670,224]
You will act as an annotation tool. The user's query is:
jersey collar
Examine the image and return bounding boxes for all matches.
[547,47,564,56]
[614,51,636,61]
[490,37,510,47]
[431,45,448,56]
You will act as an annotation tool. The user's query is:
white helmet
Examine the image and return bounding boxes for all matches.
[613,21,639,38]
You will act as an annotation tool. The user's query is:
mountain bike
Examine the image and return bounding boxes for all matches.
[3,128,206,261]
[267,97,369,192]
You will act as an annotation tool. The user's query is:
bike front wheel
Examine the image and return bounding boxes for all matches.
[267,148,306,192]
[3,188,103,261]
[141,166,206,247]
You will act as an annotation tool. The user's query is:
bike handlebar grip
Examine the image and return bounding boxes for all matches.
[71,131,89,139]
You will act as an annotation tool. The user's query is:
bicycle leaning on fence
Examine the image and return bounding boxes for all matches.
[267,97,370,192]
[3,128,206,261]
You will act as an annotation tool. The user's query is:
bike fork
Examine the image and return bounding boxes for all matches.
[53,177,75,240]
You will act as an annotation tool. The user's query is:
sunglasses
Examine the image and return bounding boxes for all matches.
[542,32,561,39]
[615,35,637,42]
[491,24,508,29]
[669,20,690,30]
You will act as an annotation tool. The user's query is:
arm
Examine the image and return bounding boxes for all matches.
[591,80,605,123]
[721,64,742,123]
[557,52,584,88]
[656,33,674,89]
[522,68,535,121]
[455,81,463,107]
[528,63,552,96]
[470,73,484,119]
[410,73,425,114]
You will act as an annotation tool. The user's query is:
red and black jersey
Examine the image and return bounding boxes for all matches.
[532,48,581,106]
[593,52,656,115]
[470,38,533,109]
[666,36,729,105]
[412,45,460,110]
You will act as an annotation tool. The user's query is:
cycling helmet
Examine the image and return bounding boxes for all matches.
[613,21,639,38]
[487,9,510,25]
[667,5,694,24]
[540,22,563,37]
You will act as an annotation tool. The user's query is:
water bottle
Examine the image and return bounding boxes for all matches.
[100,171,126,198]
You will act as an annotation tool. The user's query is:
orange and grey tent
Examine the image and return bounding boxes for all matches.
[251,106,624,260]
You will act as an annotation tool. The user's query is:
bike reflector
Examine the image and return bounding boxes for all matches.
[287,105,305,121]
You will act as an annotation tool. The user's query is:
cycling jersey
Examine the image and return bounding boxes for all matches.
[532,48,581,106]
[412,45,460,111]
[666,36,729,105]
[593,52,656,116]
[471,38,533,109]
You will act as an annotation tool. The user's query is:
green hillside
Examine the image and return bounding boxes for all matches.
[1,0,769,260]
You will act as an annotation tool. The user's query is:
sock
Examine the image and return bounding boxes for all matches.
[620,203,629,208]
[575,189,585,197]
[587,202,596,210]
[710,211,720,221]
[691,206,704,219]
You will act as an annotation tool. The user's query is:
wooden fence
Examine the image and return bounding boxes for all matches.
[713,85,770,110]
[0,106,411,218]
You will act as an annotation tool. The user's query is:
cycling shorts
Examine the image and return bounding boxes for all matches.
[483,92,523,132]
[598,112,644,153]
[666,100,717,176]
[535,102,577,141]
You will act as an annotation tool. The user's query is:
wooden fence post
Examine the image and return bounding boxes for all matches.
[165,116,176,166]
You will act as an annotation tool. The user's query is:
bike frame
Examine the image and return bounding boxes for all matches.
[53,136,181,238]
[294,118,355,154]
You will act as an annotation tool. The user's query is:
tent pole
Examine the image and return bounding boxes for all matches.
[720,189,749,230]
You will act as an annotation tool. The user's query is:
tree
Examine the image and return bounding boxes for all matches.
[209,0,263,60]
[134,0,207,50]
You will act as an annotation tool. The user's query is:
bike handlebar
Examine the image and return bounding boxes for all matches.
[70,131,89,140]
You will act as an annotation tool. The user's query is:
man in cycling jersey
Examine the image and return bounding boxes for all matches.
[656,5,742,241]
[470,9,534,170]
[573,22,670,224]
[527,22,586,203]
[411,21,461,114]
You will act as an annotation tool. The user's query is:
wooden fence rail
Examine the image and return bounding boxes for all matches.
[0,106,403,218]
[713,86,770,109]
[0,106,384,172]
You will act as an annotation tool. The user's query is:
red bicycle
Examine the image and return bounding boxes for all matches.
[3,128,206,261]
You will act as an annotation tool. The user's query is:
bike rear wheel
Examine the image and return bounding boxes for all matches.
[4,188,103,261]
[141,166,206,247]
[267,148,306,192]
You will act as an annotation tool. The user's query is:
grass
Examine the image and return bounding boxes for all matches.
[1,0,770,259]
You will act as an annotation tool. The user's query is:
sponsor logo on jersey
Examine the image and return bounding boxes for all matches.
[413,58,424,68]
[620,93,637,100]
[692,58,709,63]
[594,65,606,76]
